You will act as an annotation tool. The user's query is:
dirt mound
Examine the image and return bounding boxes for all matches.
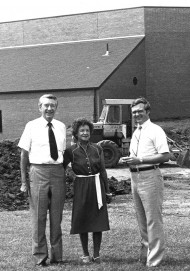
[0,140,76,211]
[156,119,190,149]
[164,128,189,148]
[0,139,28,211]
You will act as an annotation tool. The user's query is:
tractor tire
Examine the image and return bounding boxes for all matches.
[98,140,121,168]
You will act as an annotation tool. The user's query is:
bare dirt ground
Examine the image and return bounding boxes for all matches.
[106,161,190,181]
[107,161,190,231]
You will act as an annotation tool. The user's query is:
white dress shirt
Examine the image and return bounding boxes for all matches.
[18,117,66,164]
[130,119,169,166]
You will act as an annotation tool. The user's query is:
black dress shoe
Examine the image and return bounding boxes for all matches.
[36,261,47,267]
[139,257,147,265]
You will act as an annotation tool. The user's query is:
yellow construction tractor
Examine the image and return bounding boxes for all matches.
[91,99,182,168]
[91,99,134,168]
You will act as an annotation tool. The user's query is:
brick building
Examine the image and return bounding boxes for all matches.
[0,6,189,140]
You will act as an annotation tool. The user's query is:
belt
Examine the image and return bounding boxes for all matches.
[31,163,62,167]
[76,174,103,209]
[130,165,158,172]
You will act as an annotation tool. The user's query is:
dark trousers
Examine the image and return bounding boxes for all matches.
[29,164,65,264]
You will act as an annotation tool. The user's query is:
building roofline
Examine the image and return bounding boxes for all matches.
[99,37,145,89]
[0,6,189,25]
[0,87,98,95]
[0,34,145,51]
[0,6,144,25]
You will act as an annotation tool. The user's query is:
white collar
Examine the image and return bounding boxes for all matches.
[40,116,56,128]
[139,119,151,130]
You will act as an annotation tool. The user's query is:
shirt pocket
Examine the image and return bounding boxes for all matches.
[56,134,65,152]
[31,130,48,147]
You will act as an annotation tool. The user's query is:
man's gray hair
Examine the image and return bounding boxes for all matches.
[38,94,58,107]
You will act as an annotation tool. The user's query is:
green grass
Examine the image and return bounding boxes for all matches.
[1,178,190,271]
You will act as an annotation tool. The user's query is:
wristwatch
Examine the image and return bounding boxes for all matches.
[139,157,143,164]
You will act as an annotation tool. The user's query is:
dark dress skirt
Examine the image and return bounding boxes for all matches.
[70,175,110,234]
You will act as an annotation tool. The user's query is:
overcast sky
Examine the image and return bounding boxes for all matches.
[0,0,190,23]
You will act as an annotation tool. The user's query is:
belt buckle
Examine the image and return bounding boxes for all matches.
[131,166,139,173]
[133,166,139,173]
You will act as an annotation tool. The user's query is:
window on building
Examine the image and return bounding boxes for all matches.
[133,77,138,85]
[0,111,2,133]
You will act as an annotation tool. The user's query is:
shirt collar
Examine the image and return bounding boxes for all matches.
[78,141,90,149]
[40,116,56,128]
[140,119,151,130]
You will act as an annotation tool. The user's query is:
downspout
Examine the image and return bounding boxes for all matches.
[93,88,99,122]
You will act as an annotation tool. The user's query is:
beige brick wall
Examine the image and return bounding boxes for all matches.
[145,7,190,33]
[0,90,94,141]
[0,8,144,48]
[0,21,24,47]
[23,14,98,45]
[145,8,190,119]
[97,8,145,38]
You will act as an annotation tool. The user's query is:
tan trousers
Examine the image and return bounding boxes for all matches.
[131,168,164,267]
[29,164,65,264]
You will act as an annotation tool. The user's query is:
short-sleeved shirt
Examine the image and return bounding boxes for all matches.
[130,119,169,166]
[18,116,66,164]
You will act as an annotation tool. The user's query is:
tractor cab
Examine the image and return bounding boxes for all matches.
[99,103,121,124]
[91,99,135,167]
[93,99,134,140]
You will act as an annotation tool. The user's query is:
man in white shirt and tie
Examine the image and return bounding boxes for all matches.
[18,94,66,266]
[122,97,170,268]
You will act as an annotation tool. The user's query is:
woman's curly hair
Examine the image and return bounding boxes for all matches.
[72,118,94,140]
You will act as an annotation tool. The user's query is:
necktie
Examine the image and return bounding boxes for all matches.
[131,125,142,156]
[47,122,58,161]
[135,125,142,156]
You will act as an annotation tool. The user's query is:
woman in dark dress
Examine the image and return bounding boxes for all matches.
[63,118,111,264]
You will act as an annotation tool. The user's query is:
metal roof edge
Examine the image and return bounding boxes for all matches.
[0,35,145,51]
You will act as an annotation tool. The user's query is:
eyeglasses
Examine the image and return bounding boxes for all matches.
[132,110,144,115]
[43,103,57,109]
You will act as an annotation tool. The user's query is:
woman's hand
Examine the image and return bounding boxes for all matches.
[106,193,112,204]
